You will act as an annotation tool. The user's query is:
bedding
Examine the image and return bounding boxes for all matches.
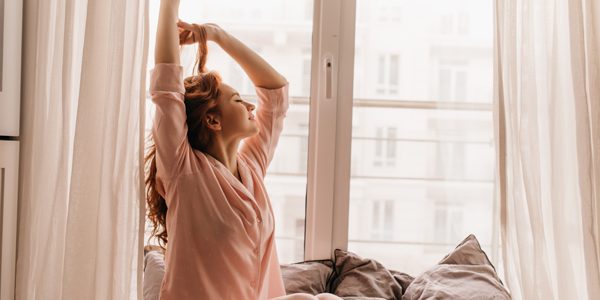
[330,249,405,299]
[402,235,510,300]
[280,260,334,294]
[143,250,165,300]
[143,234,510,300]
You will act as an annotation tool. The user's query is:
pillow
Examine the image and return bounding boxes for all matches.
[280,260,334,295]
[143,250,166,300]
[330,249,403,299]
[388,269,414,294]
[403,234,511,300]
[438,234,497,266]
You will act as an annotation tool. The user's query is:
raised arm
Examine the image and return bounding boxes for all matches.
[215,28,287,89]
[178,22,287,89]
[155,0,181,65]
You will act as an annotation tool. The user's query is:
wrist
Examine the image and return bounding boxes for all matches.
[206,25,226,45]
[214,28,226,45]
[160,0,180,8]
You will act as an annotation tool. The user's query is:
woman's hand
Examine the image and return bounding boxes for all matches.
[177,19,286,89]
[177,21,223,45]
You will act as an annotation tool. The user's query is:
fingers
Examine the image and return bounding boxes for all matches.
[177,20,194,30]
[176,20,216,44]
[177,20,199,45]
[178,28,195,45]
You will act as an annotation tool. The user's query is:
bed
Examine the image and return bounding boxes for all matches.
[143,234,510,299]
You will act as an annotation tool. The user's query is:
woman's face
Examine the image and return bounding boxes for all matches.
[214,83,258,139]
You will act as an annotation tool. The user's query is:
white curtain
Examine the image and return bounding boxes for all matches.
[17,0,148,299]
[495,0,600,299]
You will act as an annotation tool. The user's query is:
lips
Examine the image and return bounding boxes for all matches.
[249,114,255,120]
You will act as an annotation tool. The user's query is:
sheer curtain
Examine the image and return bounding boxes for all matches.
[494,0,600,299]
[17,0,148,299]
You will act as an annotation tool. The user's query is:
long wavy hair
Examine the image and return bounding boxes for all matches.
[146,25,222,249]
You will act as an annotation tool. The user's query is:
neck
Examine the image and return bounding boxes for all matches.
[204,135,241,179]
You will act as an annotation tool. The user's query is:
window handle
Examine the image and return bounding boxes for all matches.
[325,56,333,99]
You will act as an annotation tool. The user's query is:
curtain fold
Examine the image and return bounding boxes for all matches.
[17,0,148,299]
[494,0,600,299]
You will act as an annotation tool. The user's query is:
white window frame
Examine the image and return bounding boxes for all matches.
[304,0,356,260]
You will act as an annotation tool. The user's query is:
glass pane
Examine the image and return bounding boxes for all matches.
[349,0,495,276]
[145,0,313,264]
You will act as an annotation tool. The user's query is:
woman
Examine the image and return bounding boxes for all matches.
[147,1,341,299]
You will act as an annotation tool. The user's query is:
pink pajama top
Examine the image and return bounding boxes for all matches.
[150,63,289,299]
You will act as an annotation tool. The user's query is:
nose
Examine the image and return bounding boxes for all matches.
[245,101,256,111]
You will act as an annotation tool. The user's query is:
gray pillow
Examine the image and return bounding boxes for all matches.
[388,269,414,294]
[330,249,403,300]
[280,260,334,295]
[403,234,511,300]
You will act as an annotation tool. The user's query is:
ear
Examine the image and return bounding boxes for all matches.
[205,113,222,131]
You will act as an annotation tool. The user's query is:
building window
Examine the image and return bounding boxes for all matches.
[386,127,397,165]
[440,11,470,35]
[377,2,402,23]
[376,54,400,96]
[375,128,383,159]
[437,60,468,101]
[433,203,464,243]
[295,218,305,260]
[374,127,397,167]
[429,118,469,179]
[302,48,312,97]
[298,123,309,173]
[371,199,394,240]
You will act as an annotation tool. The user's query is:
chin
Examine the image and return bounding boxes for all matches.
[243,127,260,138]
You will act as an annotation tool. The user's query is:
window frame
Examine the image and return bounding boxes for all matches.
[304,0,356,260]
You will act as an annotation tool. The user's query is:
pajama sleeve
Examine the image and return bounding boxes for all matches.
[149,63,190,193]
[239,84,290,177]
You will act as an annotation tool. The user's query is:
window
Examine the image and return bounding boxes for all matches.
[439,10,470,36]
[373,127,397,167]
[377,4,402,23]
[433,203,464,243]
[347,0,495,276]
[294,219,305,260]
[376,54,400,96]
[437,60,468,102]
[375,128,383,160]
[298,123,309,172]
[371,200,395,240]
[302,48,312,96]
